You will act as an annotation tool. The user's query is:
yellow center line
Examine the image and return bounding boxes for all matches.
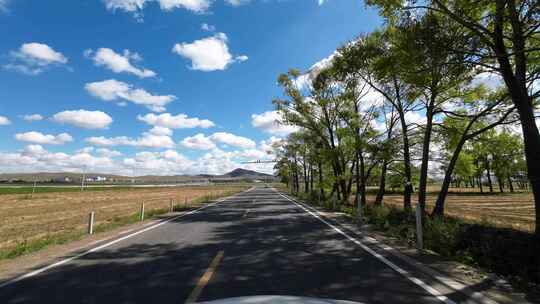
[184,250,225,304]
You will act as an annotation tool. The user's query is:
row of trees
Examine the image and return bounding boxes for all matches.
[273,1,540,241]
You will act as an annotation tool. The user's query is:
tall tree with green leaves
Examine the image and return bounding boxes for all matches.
[366,0,540,243]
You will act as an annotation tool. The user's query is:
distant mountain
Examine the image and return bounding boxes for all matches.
[222,168,273,178]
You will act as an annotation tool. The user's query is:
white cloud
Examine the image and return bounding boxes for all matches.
[294,51,337,91]
[225,0,250,5]
[85,48,156,78]
[148,126,173,136]
[23,114,43,122]
[103,0,211,20]
[85,129,174,148]
[235,55,248,62]
[0,0,9,12]
[404,111,427,126]
[471,71,503,90]
[4,42,68,75]
[0,115,11,125]
[210,132,255,149]
[259,136,283,154]
[138,113,214,129]
[251,111,298,136]
[15,131,73,145]
[52,110,113,129]
[172,33,247,71]
[85,79,175,112]
[0,144,275,175]
[96,148,123,157]
[0,145,120,174]
[201,23,215,31]
[181,133,216,150]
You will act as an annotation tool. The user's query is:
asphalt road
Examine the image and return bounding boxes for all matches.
[0,187,452,304]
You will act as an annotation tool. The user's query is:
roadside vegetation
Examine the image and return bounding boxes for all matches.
[0,185,248,261]
[270,0,540,290]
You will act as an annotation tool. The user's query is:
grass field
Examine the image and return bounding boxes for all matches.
[289,185,536,233]
[0,184,248,259]
[0,186,138,195]
[376,192,535,232]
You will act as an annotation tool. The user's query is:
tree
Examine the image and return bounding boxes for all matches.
[367,0,540,243]
[432,88,516,216]
[338,30,417,211]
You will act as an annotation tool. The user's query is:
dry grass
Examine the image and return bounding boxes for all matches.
[374,191,535,232]
[0,185,246,251]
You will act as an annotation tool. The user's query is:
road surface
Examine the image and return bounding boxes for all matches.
[0,187,459,304]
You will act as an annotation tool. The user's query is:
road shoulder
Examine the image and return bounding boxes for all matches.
[277,190,536,304]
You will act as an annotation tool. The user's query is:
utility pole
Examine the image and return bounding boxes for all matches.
[81,166,87,192]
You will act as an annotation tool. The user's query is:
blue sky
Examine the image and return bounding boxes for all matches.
[0,0,381,175]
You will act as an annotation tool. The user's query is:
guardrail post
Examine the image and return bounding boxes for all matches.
[415,204,423,250]
[88,212,95,234]
[140,202,145,221]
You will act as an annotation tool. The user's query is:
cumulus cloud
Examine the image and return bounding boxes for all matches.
[103,0,211,20]
[85,128,174,148]
[0,115,11,125]
[85,48,156,78]
[96,148,123,157]
[15,131,73,145]
[23,114,43,122]
[0,145,120,174]
[148,126,173,136]
[293,51,338,91]
[181,133,216,150]
[137,113,214,129]
[201,23,215,31]
[172,33,247,71]
[85,79,175,112]
[225,0,251,5]
[4,42,68,75]
[251,111,298,136]
[0,144,275,175]
[52,110,113,129]
[210,132,256,149]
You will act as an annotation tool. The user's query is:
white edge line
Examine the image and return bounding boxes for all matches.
[0,189,251,289]
[277,191,456,304]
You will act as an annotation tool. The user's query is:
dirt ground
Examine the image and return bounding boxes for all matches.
[374,191,535,232]
[0,185,246,251]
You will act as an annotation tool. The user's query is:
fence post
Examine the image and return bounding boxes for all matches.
[415,204,423,250]
[88,212,95,234]
[170,198,174,212]
[184,197,187,208]
[140,202,145,221]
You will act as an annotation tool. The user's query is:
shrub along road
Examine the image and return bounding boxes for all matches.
[0,187,497,304]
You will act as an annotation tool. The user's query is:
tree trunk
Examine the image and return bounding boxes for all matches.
[355,153,360,209]
[374,161,388,205]
[432,136,467,217]
[486,160,494,193]
[398,108,413,211]
[498,176,504,193]
[310,164,314,193]
[318,161,325,200]
[418,101,434,214]
[303,158,309,194]
[508,176,514,192]
[359,153,367,208]
[478,175,484,193]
